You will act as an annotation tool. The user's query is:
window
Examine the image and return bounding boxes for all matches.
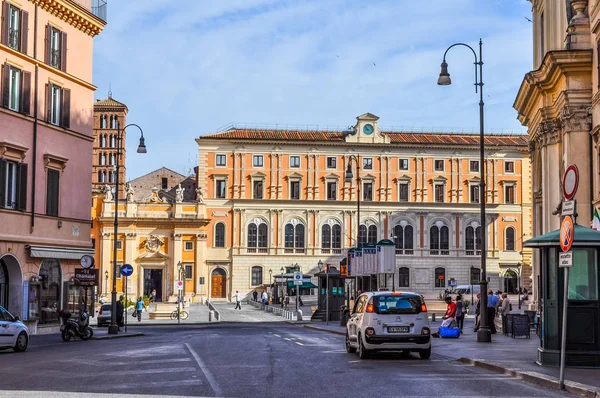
[399,159,408,170]
[569,249,598,300]
[362,158,373,170]
[2,4,27,53]
[247,222,268,253]
[110,115,118,129]
[505,227,515,251]
[216,154,226,167]
[363,182,373,201]
[110,135,116,148]
[46,169,60,217]
[434,160,444,171]
[216,179,226,198]
[47,83,70,128]
[184,241,194,251]
[215,223,225,248]
[326,157,336,169]
[358,225,367,246]
[359,224,379,245]
[251,266,263,286]
[184,264,193,280]
[434,267,446,288]
[116,240,123,250]
[393,224,414,255]
[99,153,105,165]
[100,135,107,147]
[465,226,482,255]
[46,25,66,71]
[100,116,107,129]
[505,161,514,173]
[368,225,377,244]
[469,161,479,172]
[398,267,410,287]
[290,181,300,200]
[327,181,337,200]
[505,185,515,204]
[470,184,480,203]
[434,184,445,203]
[98,170,106,183]
[253,180,263,200]
[2,64,31,115]
[7,65,19,111]
[430,225,449,255]
[399,183,409,202]
[0,159,26,210]
[284,223,305,253]
[253,155,263,167]
[290,156,300,168]
[321,224,342,253]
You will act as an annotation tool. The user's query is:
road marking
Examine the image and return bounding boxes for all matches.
[98,367,197,377]
[185,343,223,397]
[295,342,304,346]
[86,379,203,390]
[273,334,281,337]
[284,338,292,341]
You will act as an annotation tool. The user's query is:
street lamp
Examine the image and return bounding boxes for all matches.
[517,262,522,310]
[109,124,147,335]
[345,155,360,296]
[280,267,284,305]
[269,269,273,287]
[318,259,329,324]
[294,263,300,312]
[177,261,184,323]
[104,270,109,296]
[438,39,490,343]
[469,266,474,304]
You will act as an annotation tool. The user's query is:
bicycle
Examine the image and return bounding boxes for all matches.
[170,309,189,320]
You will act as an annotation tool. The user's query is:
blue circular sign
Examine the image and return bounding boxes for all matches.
[121,264,133,277]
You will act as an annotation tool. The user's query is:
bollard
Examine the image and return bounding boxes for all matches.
[209,310,214,322]
[431,313,436,322]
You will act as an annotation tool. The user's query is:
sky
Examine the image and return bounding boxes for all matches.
[92,0,534,180]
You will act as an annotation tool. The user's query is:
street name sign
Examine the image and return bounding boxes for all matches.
[121,263,133,277]
[74,268,98,286]
[560,216,574,252]
[293,272,302,286]
[559,252,573,268]
[561,200,575,216]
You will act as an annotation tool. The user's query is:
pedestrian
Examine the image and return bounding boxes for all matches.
[298,295,303,307]
[261,290,268,305]
[253,290,258,302]
[500,293,511,334]
[487,289,498,334]
[234,291,242,310]
[455,294,465,332]
[151,289,157,303]
[116,295,124,332]
[135,296,145,322]
[432,296,456,338]
[473,293,481,332]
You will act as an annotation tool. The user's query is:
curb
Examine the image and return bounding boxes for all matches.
[92,332,145,340]
[457,357,600,397]
[304,324,345,336]
[94,321,219,327]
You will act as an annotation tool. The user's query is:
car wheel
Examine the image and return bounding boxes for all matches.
[13,332,28,352]
[419,346,431,360]
[345,332,356,353]
[357,333,370,359]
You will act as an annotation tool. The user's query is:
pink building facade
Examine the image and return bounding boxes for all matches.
[0,0,106,333]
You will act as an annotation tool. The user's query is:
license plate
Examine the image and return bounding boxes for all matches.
[388,326,409,333]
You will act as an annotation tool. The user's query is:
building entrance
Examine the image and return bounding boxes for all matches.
[144,269,163,302]
[211,268,226,298]
[503,269,518,293]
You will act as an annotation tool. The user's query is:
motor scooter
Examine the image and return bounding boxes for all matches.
[58,309,93,341]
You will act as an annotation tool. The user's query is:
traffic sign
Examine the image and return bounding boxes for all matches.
[559,252,573,268]
[560,216,575,252]
[563,165,579,200]
[121,264,133,277]
[561,200,575,216]
[177,280,184,290]
[293,271,302,286]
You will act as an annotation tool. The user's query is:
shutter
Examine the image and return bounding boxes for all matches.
[45,83,51,122]
[20,10,28,55]
[16,162,27,211]
[61,87,70,128]
[0,159,6,208]
[21,70,30,115]
[1,64,8,108]
[1,1,8,46]
[46,169,59,216]
[44,24,50,65]
[60,31,67,72]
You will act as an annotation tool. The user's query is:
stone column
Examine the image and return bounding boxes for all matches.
[233,150,239,198]
[125,233,138,297]
[277,153,283,199]
[269,152,275,199]
[308,155,314,200]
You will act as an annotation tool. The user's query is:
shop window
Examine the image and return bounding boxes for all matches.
[38,259,61,325]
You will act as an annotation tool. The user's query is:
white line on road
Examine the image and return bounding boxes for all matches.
[185,343,223,398]
[86,379,203,390]
[273,334,281,337]
[284,338,292,341]
[295,342,304,346]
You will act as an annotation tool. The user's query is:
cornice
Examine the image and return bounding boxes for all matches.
[31,0,106,37]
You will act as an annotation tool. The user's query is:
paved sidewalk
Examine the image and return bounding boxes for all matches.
[211,301,289,322]
[94,302,214,328]
[305,318,600,396]
[92,329,144,340]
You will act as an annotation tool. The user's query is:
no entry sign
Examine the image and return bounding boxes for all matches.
[563,165,579,200]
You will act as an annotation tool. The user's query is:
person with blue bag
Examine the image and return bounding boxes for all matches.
[432,296,456,338]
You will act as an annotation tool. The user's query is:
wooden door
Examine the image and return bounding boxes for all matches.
[211,275,225,298]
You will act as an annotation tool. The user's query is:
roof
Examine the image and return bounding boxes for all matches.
[524,225,600,247]
[199,129,528,147]
[129,167,186,184]
[94,96,128,110]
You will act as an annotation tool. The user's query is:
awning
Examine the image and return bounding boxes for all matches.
[287,281,318,288]
[26,245,94,260]
[523,225,600,247]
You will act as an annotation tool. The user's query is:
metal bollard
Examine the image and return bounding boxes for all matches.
[209,310,214,322]
[431,313,436,322]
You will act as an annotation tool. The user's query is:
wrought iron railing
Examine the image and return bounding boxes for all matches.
[8,29,19,50]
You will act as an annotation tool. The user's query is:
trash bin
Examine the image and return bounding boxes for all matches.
[340,305,349,327]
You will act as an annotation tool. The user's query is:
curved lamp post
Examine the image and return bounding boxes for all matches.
[438,39,490,343]
[104,270,109,296]
[345,155,360,296]
[108,124,147,335]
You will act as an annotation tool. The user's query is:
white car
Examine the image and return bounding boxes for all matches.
[346,291,431,359]
[0,305,29,352]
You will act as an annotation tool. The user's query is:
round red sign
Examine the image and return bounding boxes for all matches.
[563,164,579,200]
[560,216,574,252]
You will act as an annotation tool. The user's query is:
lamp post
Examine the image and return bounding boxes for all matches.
[318,259,327,324]
[345,155,360,294]
[470,266,474,304]
[177,261,184,324]
[269,269,273,288]
[280,267,284,305]
[108,124,147,335]
[294,263,300,312]
[104,270,109,296]
[517,262,522,310]
[438,39,490,343]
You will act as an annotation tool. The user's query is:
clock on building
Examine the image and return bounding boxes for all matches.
[80,255,95,269]
[363,124,374,135]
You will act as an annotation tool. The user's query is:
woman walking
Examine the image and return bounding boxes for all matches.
[455,294,465,333]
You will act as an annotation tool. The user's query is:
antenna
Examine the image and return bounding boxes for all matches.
[108,82,112,98]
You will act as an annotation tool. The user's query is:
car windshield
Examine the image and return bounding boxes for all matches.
[102,305,112,311]
[373,295,422,314]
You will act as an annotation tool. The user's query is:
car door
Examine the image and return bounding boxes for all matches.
[348,295,366,342]
[0,307,11,347]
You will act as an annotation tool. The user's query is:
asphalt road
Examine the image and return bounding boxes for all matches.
[0,324,573,398]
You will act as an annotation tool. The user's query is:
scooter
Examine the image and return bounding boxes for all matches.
[58,309,93,341]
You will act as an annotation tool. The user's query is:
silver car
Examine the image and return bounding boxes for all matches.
[0,305,29,352]
[97,303,112,327]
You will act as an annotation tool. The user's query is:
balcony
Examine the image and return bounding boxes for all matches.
[72,0,108,22]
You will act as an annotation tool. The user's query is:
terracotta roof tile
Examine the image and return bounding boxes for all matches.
[94,97,128,109]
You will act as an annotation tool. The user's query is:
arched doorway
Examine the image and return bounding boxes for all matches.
[211,268,227,299]
[503,269,518,294]
[39,259,62,325]
[0,254,23,316]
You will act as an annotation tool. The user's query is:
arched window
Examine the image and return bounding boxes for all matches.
[215,223,225,248]
[321,225,331,252]
[434,267,445,288]
[367,225,377,244]
[98,170,105,183]
[285,222,305,253]
[398,267,410,287]
[465,225,482,255]
[111,115,118,129]
[100,115,107,129]
[247,221,268,253]
[332,224,341,249]
[321,224,342,254]
[358,225,367,246]
[430,224,449,255]
[505,227,515,251]
[251,266,263,286]
[393,224,414,255]
[110,135,116,148]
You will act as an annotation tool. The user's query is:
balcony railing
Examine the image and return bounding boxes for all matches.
[8,29,19,50]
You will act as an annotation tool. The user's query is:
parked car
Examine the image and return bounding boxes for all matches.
[454,285,481,296]
[97,303,112,327]
[345,291,431,359]
[0,305,29,352]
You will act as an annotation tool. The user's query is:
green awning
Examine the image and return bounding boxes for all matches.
[287,281,318,288]
[523,225,600,247]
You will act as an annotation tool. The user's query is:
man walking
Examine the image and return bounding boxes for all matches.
[252,290,258,302]
[233,290,242,310]
[473,293,481,332]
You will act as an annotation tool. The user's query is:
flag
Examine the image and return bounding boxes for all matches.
[593,208,600,231]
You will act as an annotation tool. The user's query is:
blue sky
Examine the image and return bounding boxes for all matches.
[92,0,533,179]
